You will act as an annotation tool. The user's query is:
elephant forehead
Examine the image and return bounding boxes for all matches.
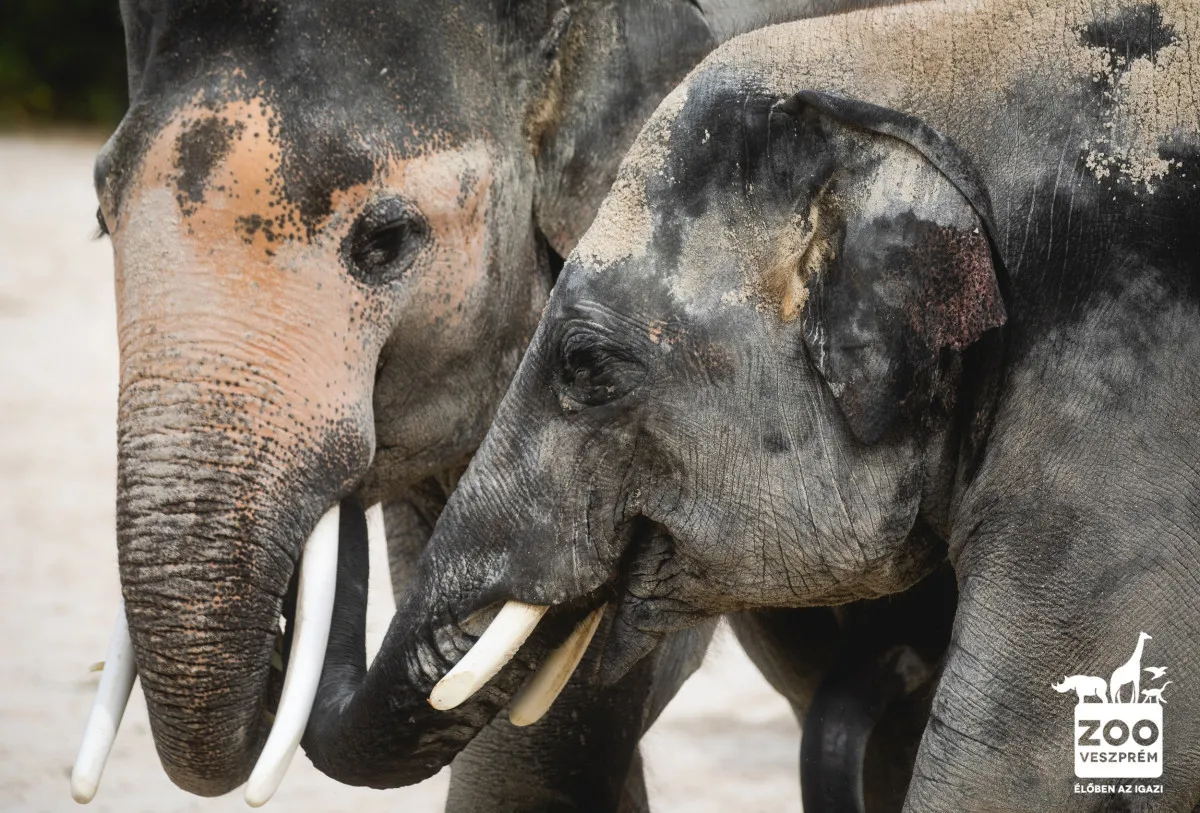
[113,98,498,388]
[571,84,691,271]
[113,96,494,245]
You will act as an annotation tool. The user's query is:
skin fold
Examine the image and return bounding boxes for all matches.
[304,1,1200,810]
[94,0,891,807]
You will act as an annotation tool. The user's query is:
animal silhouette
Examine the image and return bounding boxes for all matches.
[1144,666,1168,681]
[1110,632,1152,703]
[1142,681,1173,704]
[1052,675,1109,703]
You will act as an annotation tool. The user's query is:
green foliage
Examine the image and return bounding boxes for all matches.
[0,0,127,127]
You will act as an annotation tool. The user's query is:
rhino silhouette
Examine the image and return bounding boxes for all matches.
[1052,674,1108,703]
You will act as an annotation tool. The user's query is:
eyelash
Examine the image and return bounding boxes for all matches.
[95,208,110,238]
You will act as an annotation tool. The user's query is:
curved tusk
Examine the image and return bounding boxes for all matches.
[428,601,548,711]
[245,503,341,807]
[363,502,394,667]
[71,601,138,804]
[509,604,606,727]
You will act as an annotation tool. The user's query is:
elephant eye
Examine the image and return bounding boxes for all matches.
[559,329,646,409]
[344,198,429,285]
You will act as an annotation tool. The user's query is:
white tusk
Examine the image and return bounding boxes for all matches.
[363,502,394,668]
[244,503,341,807]
[509,604,606,727]
[428,601,548,711]
[71,600,138,804]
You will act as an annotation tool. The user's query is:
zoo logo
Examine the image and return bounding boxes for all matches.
[1051,631,1169,781]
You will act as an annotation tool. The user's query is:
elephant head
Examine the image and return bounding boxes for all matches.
[81,0,726,798]
[302,79,1007,783]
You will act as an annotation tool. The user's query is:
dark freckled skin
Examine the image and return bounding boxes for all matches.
[172,116,242,215]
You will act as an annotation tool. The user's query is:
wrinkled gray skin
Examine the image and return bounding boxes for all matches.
[306,0,1200,810]
[95,0,889,807]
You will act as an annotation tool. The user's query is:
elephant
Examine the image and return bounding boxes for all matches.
[74,0,898,809]
[301,0,1200,810]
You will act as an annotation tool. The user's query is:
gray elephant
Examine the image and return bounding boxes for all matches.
[301,0,1200,810]
[75,0,893,809]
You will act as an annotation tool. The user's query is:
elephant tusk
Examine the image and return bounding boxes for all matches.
[71,601,138,803]
[428,601,548,711]
[509,604,606,727]
[244,503,341,807]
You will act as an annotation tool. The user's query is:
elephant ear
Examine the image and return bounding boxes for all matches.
[771,91,1007,444]
[526,0,715,255]
[118,0,162,99]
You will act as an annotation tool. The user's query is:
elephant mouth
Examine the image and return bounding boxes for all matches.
[424,517,688,724]
[72,505,343,806]
[425,600,608,725]
[596,519,704,683]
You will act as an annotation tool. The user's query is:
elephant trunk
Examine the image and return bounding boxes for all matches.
[302,360,621,786]
[302,501,493,786]
[116,364,370,796]
[302,494,585,787]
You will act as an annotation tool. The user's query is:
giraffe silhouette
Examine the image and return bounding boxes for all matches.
[1110,632,1152,703]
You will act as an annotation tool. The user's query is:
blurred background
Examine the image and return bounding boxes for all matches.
[1,0,127,130]
[0,3,802,811]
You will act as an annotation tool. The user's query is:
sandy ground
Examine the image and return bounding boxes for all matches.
[0,135,803,813]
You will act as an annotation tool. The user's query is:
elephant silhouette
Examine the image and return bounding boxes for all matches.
[1142,681,1172,704]
[1052,674,1108,703]
[1109,632,1152,703]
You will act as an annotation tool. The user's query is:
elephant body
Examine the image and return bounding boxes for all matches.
[305,1,1200,810]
